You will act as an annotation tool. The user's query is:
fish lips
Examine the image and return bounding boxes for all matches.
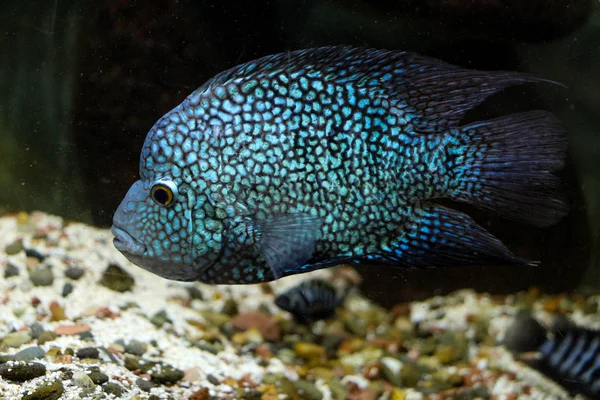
[111,225,146,256]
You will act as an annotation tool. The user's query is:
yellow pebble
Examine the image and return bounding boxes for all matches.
[294,342,325,360]
[16,211,28,224]
[390,388,407,400]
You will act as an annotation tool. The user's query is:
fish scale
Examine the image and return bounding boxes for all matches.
[112,46,568,284]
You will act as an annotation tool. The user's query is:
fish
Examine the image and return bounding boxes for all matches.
[275,279,341,323]
[504,313,600,398]
[111,45,569,284]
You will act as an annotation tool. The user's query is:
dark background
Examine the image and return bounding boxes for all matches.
[1,0,598,305]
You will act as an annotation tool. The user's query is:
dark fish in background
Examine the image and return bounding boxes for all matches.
[111,45,569,284]
[275,279,342,323]
[504,313,600,398]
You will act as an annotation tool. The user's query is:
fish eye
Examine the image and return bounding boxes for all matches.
[150,180,177,207]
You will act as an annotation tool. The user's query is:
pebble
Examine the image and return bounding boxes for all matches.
[231,311,280,341]
[149,362,185,384]
[87,367,109,384]
[76,347,100,359]
[4,262,19,278]
[136,377,156,392]
[49,301,66,321]
[5,239,24,255]
[2,331,32,347]
[14,346,45,361]
[21,379,63,400]
[102,382,124,396]
[29,266,54,286]
[294,379,323,400]
[151,309,172,327]
[55,324,91,335]
[99,263,135,292]
[62,282,74,297]
[25,248,46,261]
[64,265,85,280]
[294,342,325,360]
[73,371,96,394]
[189,388,210,400]
[187,285,204,300]
[37,331,57,345]
[0,361,46,381]
[125,339,147,356]
[29,322,45,339]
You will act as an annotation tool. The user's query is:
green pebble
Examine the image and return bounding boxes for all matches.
[5,240,24,255]
[0,361,46,381]
[150,310,171,327]
[221,298,239,316]
[199,311,230,327]
[149,363,184,384]
[87,369,109,385]
[102,382,124,396]
[29,267,54,287]
[187,286,204,300]
[295,380,323,400]
[73,371,95,394]
[4,263,19,278]
[3,331,32,347]
[21,379,63,400]
[98,263,135,292]
[37,331,57,345]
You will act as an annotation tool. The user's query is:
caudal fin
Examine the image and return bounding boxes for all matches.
[453,110,569,227]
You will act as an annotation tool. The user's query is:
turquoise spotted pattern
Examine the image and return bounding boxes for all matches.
[112,46,568,284]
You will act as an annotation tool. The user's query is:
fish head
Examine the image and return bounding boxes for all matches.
[112,111,224,281]
[112,177,207,281]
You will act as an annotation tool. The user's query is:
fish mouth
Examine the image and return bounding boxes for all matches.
[111,225,146,256]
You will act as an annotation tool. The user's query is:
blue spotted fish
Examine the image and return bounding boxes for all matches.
[111,46,568,284]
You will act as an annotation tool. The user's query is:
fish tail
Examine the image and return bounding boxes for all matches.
[451,110,569,227]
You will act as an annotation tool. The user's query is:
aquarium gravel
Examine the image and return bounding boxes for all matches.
[0,211,594,399]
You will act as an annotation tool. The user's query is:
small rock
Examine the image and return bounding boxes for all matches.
[199,311,230,327]
[62,282,74,297]
[5,239,24,255]
[503,311,547,353]
[4,262,19,278]
[295,380,323,400]
[22,379,63,400]
[136,377,155,392]
[55,324,91,336]
[37,331,57,345]
[79,331,94,342]
[125,340,146,356]
[14,346,45,361]
[73,371,96,395]
[87,368,109,384]
[149,362,185,384]
[102,382,124,396]
[294,342,325,360]
[187,286,204,300]
[29,322,45,339]
[231,311,280,341]
[76,347,99,359]
[0,354,15,363]
[99,263,135,292]
[151,310,172,327]
[207,374,220,385]
[49,301,66,321]
[189,388,210,400]
[25,248,46,261]
[221,298,239,316]
[0,361,46,381]
[2,331,32,347]
[65,265,85,280]
[29,267,54,286]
